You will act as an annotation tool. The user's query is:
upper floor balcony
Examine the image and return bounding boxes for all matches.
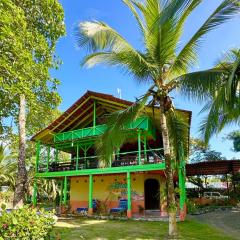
[35,116,166,176]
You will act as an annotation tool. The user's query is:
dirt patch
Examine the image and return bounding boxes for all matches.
[189,208,240,240]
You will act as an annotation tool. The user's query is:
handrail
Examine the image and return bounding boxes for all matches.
[37,148,165,173]
[55,148,164,161]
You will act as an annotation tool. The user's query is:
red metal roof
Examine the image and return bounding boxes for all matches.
[186,160,240,176]
[32,90,192,144]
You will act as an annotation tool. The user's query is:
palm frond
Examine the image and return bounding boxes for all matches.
[81,51,154,81]
[77,21,137,53]
[198,48,240,141]
[122,0,146,34]
[170,0,239,75]
[146,0,201,77]
[200,89,240,142]
[177,68,226,102]
[223,49,240,106]
[166,108,189,162]
[77,20,156,82]
[96,94,149,162]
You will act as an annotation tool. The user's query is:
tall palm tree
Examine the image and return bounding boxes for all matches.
[76,0,239,237]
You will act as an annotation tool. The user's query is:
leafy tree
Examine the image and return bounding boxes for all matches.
[0,0,65,207]
[190,138,226,163]
[188,138,226,192]
[227,130,240,152]
[76,0,239,237]
[0,133,61,206]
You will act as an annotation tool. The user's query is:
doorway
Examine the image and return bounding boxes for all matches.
[144,179,160,210]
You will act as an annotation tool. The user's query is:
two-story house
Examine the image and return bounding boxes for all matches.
[31,91,191,220]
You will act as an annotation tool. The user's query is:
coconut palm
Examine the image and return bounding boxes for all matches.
[76,0,239,237]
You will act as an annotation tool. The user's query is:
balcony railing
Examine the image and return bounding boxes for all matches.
[37,148,164,173]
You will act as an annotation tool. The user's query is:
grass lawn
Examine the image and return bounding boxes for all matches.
[51,217,236,240]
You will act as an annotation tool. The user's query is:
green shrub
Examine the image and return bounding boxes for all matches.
[0,191,13,203]
[186,199,199,214]
[0,204,55,240]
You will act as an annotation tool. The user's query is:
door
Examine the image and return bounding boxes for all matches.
[144,178,160,210]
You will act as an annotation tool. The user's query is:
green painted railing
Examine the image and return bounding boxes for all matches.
[54,116,152,143]
[37,148,164,173]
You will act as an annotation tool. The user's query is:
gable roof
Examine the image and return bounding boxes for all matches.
[32,91,133,143]
[32,90,192,144]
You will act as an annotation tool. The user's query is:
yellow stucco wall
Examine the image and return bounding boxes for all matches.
[70,172,166,213]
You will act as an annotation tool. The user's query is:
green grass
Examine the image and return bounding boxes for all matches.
[51,217,236,240]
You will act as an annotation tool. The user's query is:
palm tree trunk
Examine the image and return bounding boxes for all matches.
[13,94,27,208]
[160,105,177,238]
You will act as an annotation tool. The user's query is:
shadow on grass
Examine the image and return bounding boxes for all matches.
[50,217,236,240]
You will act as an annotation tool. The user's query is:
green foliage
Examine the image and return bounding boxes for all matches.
[0,205,55,240]
[190,138,226,163]
[180,49,240,142]
[0,0,65,132]
[0,144,17,190]
[166,109,189,161]
[227,130,240,152]
[0,191,12,204]
[96,95,148,161]
[186,199,199,214]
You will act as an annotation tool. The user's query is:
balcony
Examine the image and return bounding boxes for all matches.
[35,115,164,177]
[37,148,165,174]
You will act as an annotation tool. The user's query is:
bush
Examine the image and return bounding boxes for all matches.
[0,191,13,203]
[0,204,55,240]
[186,199,199,214]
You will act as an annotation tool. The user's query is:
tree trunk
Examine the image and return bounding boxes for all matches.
[13,94,27,208]
[160,105,178,238]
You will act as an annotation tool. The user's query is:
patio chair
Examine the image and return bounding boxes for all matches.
[110,199,128,214]
[76,199,97,213]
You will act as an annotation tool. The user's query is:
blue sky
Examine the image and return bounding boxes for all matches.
[52,0,240,159]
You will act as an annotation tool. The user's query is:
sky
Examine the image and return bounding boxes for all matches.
[51,0,240,159]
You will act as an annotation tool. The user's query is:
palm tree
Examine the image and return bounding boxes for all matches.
[76,0,239,237]
[193,48,240,142]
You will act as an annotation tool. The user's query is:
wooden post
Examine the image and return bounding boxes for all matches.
[32,179,37,207]
[138,130,141,165]
[36,141,40,173]
[88,174,93,215]
[46,145,50,172]
[127,171,132,218]
[232,173,236,194]
[109,154,112,168]
[143,135,147,162]
[55,149,58,162]
[60,178,64,204]
[93,100,96,134]
[226,174,229,198]
[76,144,79,170]
[84,148,87,169]
[179,144,186,221]
[63,176,67,205]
